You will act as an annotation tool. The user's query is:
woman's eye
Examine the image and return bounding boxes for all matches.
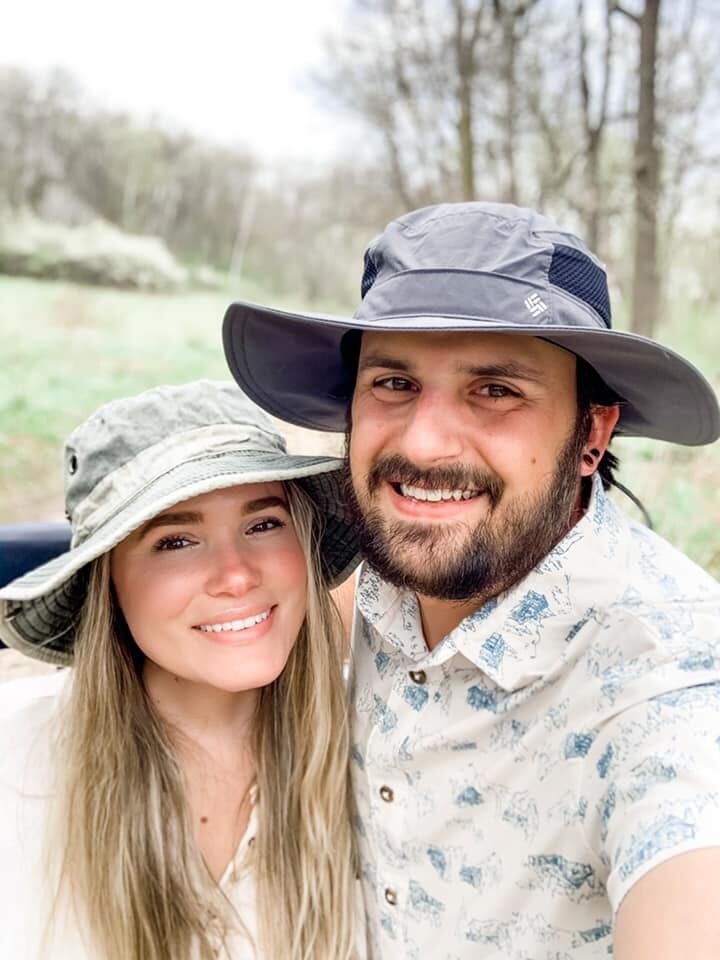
[153,534,194,552]
[374,376,415,392]
[247,517,287,536]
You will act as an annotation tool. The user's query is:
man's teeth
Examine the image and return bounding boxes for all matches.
[198,611,271,633]
[398,484,480,502]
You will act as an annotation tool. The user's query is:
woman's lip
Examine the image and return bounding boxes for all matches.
[192,606,274,628]
[194,606,277,645]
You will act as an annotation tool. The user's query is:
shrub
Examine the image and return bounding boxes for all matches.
[0,214,187,291]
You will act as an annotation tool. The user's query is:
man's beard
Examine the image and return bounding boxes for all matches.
[344,422,587,604]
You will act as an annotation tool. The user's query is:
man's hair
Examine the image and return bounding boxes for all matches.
[575,355,621,498]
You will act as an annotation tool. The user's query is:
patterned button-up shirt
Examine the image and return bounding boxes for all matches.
[349,480,720,959]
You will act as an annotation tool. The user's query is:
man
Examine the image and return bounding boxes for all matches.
[223,203,720,959]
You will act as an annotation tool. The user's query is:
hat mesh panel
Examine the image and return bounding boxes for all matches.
[549,244,611,327]
[361,253,379,298]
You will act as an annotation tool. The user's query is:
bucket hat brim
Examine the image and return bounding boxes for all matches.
[223,300,720,445]
[0,449,358,666]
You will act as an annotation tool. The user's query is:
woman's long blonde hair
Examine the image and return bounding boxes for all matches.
[51,481,357,959]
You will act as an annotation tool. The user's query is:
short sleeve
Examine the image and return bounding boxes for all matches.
[581,680,720,911]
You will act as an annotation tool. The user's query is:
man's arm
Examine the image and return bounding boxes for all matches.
[614,847,720,959]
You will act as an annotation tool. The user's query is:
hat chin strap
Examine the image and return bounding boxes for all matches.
[607,477,653,529]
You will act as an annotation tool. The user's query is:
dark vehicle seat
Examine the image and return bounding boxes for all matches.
[0,524,71,647]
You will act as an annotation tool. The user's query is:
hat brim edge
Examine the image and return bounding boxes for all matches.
[0,453,354,604]
[223,300,720,445]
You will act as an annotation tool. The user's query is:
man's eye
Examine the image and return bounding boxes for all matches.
[480,383,518,399]
[375,376,414,392]
[154,534,194,551]
[247,517,287,536]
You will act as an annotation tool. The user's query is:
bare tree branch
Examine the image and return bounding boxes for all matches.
[612,2,641,26]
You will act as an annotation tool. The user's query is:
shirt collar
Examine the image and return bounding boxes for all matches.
[356,477,630,691]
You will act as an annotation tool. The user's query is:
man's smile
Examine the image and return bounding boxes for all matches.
[384,479,490,520]
[393,482,481,502]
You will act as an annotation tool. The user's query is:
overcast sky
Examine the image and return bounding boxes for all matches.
[1,0,354,163]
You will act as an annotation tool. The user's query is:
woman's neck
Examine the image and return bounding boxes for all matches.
[142,660,258,762]
[142,660,258,881]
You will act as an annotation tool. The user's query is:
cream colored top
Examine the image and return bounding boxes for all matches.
[0,674,255,959]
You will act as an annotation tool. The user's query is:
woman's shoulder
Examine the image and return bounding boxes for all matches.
[0,669,70,793]
[0,668,69,716]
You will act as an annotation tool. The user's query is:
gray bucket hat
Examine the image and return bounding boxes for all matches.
[0,380,359,666]
[223,201,719,445]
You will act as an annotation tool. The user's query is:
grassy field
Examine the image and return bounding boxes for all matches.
[0,274,718,578]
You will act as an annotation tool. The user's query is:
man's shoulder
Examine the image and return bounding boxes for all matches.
[577,495,719,614]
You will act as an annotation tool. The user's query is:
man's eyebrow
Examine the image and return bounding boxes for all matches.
[357,355,544,382]
[136,497,289,539]
[357,354,412,373]
[463,361,545,382]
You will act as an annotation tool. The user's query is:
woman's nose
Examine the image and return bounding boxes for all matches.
[205,543,261,596]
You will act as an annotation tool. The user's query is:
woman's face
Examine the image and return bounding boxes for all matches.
[110,482,308,694]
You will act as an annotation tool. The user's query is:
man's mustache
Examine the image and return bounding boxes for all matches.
[364,454,504,507]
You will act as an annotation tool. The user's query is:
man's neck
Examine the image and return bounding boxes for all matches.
[417,593,489,651]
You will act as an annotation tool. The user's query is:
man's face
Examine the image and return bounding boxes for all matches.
[348,330,586,602]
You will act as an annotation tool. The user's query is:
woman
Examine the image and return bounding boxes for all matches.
[0,380,362,960]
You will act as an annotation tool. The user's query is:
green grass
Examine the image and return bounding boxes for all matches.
[0,275,298,519]
[1,275,718,577]
[608,298,720,578]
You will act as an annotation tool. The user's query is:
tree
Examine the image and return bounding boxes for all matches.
[576,0,614,251]
[491,0,541,203]
[613,0,662,337]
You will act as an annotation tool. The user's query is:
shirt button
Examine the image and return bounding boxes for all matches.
[409,669,427,684]
[379,785,394,803]
[384,887,398,906]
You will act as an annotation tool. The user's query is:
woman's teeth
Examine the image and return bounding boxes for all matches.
[398,484,480,502]
[197,610,271,633]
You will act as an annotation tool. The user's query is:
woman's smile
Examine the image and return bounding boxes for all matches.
[110,482,308,693]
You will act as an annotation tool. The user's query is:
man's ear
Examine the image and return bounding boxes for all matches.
[581,404,621,477]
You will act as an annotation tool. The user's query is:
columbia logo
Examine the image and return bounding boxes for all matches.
[524,293,548,317]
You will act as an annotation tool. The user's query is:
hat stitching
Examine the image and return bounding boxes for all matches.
[74,450,345,548]
[72,433,273,542]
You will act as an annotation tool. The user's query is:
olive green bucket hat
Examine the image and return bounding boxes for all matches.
[0,380,359,666]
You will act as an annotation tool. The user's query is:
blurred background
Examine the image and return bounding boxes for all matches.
[1,0,718,577]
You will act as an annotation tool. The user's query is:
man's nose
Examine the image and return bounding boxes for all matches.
[396,391,465,464]
[205,542,261,596]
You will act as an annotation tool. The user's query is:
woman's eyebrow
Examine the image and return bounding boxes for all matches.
[136,497,289,540]
[241,496,289,515]
[137,511,202,538]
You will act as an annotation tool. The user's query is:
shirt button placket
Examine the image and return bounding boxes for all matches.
[372,662,420,957]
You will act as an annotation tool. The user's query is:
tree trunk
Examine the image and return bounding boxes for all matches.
[500,13,519,203]
[577,0,613,254]
[454,0,480,201]
[457,72,476,200]
[630,0,661,337]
